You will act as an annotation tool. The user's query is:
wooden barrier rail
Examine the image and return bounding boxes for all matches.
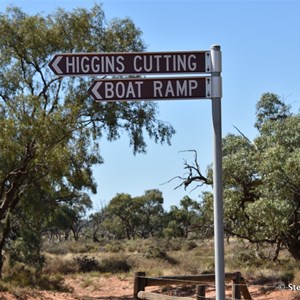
[138,291,195,300]
[134,271,252,300]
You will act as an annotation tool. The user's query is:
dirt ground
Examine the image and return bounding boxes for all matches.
[0,276,297,300]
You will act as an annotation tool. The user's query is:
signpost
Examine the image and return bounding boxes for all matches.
[49,51,211,76]
[89,77,215,101]
[49,46,225,300]
[210,45,225,300]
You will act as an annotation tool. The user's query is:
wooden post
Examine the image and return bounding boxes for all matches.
[232,271,241,300]
[240,278,252,300]
[134,271,146,299]
[196,285,206,300]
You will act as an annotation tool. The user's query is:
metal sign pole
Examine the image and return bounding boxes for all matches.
[210,45,225,300]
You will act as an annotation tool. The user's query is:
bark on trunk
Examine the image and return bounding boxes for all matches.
[0,210,12,278]
[287,238,300,260]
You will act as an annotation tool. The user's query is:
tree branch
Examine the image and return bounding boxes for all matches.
[162,150,212,191]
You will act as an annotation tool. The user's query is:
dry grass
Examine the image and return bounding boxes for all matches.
[41,238,300,280]
[2,237,300,294]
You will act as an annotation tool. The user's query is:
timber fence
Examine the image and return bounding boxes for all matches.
[134,271,252,300]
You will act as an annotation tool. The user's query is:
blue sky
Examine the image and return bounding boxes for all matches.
[1,0,300,210]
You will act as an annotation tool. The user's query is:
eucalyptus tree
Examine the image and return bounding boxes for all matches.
[164,196,201,238]
[220,93,300,260]
[105,190,165,239]
[0,4,174,274]
[174,93,300,260]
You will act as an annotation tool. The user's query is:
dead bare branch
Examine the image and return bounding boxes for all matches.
[233,125,258,150]
[162,149,212,191]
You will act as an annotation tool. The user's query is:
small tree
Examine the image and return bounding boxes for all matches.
[134,189,165,238]
[105,190,165,239]
[164,196,212,239]
[89,205,109,242]
[46,194,92,242]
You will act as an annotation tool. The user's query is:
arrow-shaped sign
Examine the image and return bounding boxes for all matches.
[89,77,213,102]
[90,82,103,100]
[49,55,63,75]
[49,51,211,76]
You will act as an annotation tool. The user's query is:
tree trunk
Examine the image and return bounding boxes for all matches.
[287,238,300,260]
[72,229,79,241]
[93,233,100,243]
[272,240,282,261]
[0,210,12,278]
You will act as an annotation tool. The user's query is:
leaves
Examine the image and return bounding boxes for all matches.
[255,92,290,131]
[105,190,165,239]
[222,94,300,258]
[0,3,175,273]
[172,93,300,259]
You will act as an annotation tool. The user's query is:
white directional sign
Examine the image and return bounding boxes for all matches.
[89,77,213,101]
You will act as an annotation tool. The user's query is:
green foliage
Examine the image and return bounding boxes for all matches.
[163,195,214,240]
[43,255,78,275]
[5,263,68,290]
[105,189,166,239]
[220,93,300,259]
[90,192,212,242]
[74,256,100,273]
[8,228,45,272]
[181,240,198,251]
[36,274,69,292]
[98,256,131,273]
[144,245,168,259]
[164,196,202,238]
[0,3,175,275]
[173,93,299,260]
[143,244,178,265]
[104,241,125,253]
[255,92,290,130]
[8,265,36,287]
[43,240,99,255]
[73,254,131,273]
[42,243,69,255]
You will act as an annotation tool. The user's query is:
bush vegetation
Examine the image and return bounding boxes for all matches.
[2,236,300,294]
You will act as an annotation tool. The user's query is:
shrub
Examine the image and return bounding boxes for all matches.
[98,256,131,273]
[74,254,131,274]
[165,239,182,251]
[74,256,100,273]
[278,270,294,286]
[5,263,68,291]
[126,240,140,252]
[43,241,99,255]
[36,274,70,292]
[104,241,124,253]
[7,264,36,287]
[144,245,168,259]
[43,256,78,275]
[182,240,198,251]
[143,245,178,265]
[0,281,8,292]
[43,242,70,255]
